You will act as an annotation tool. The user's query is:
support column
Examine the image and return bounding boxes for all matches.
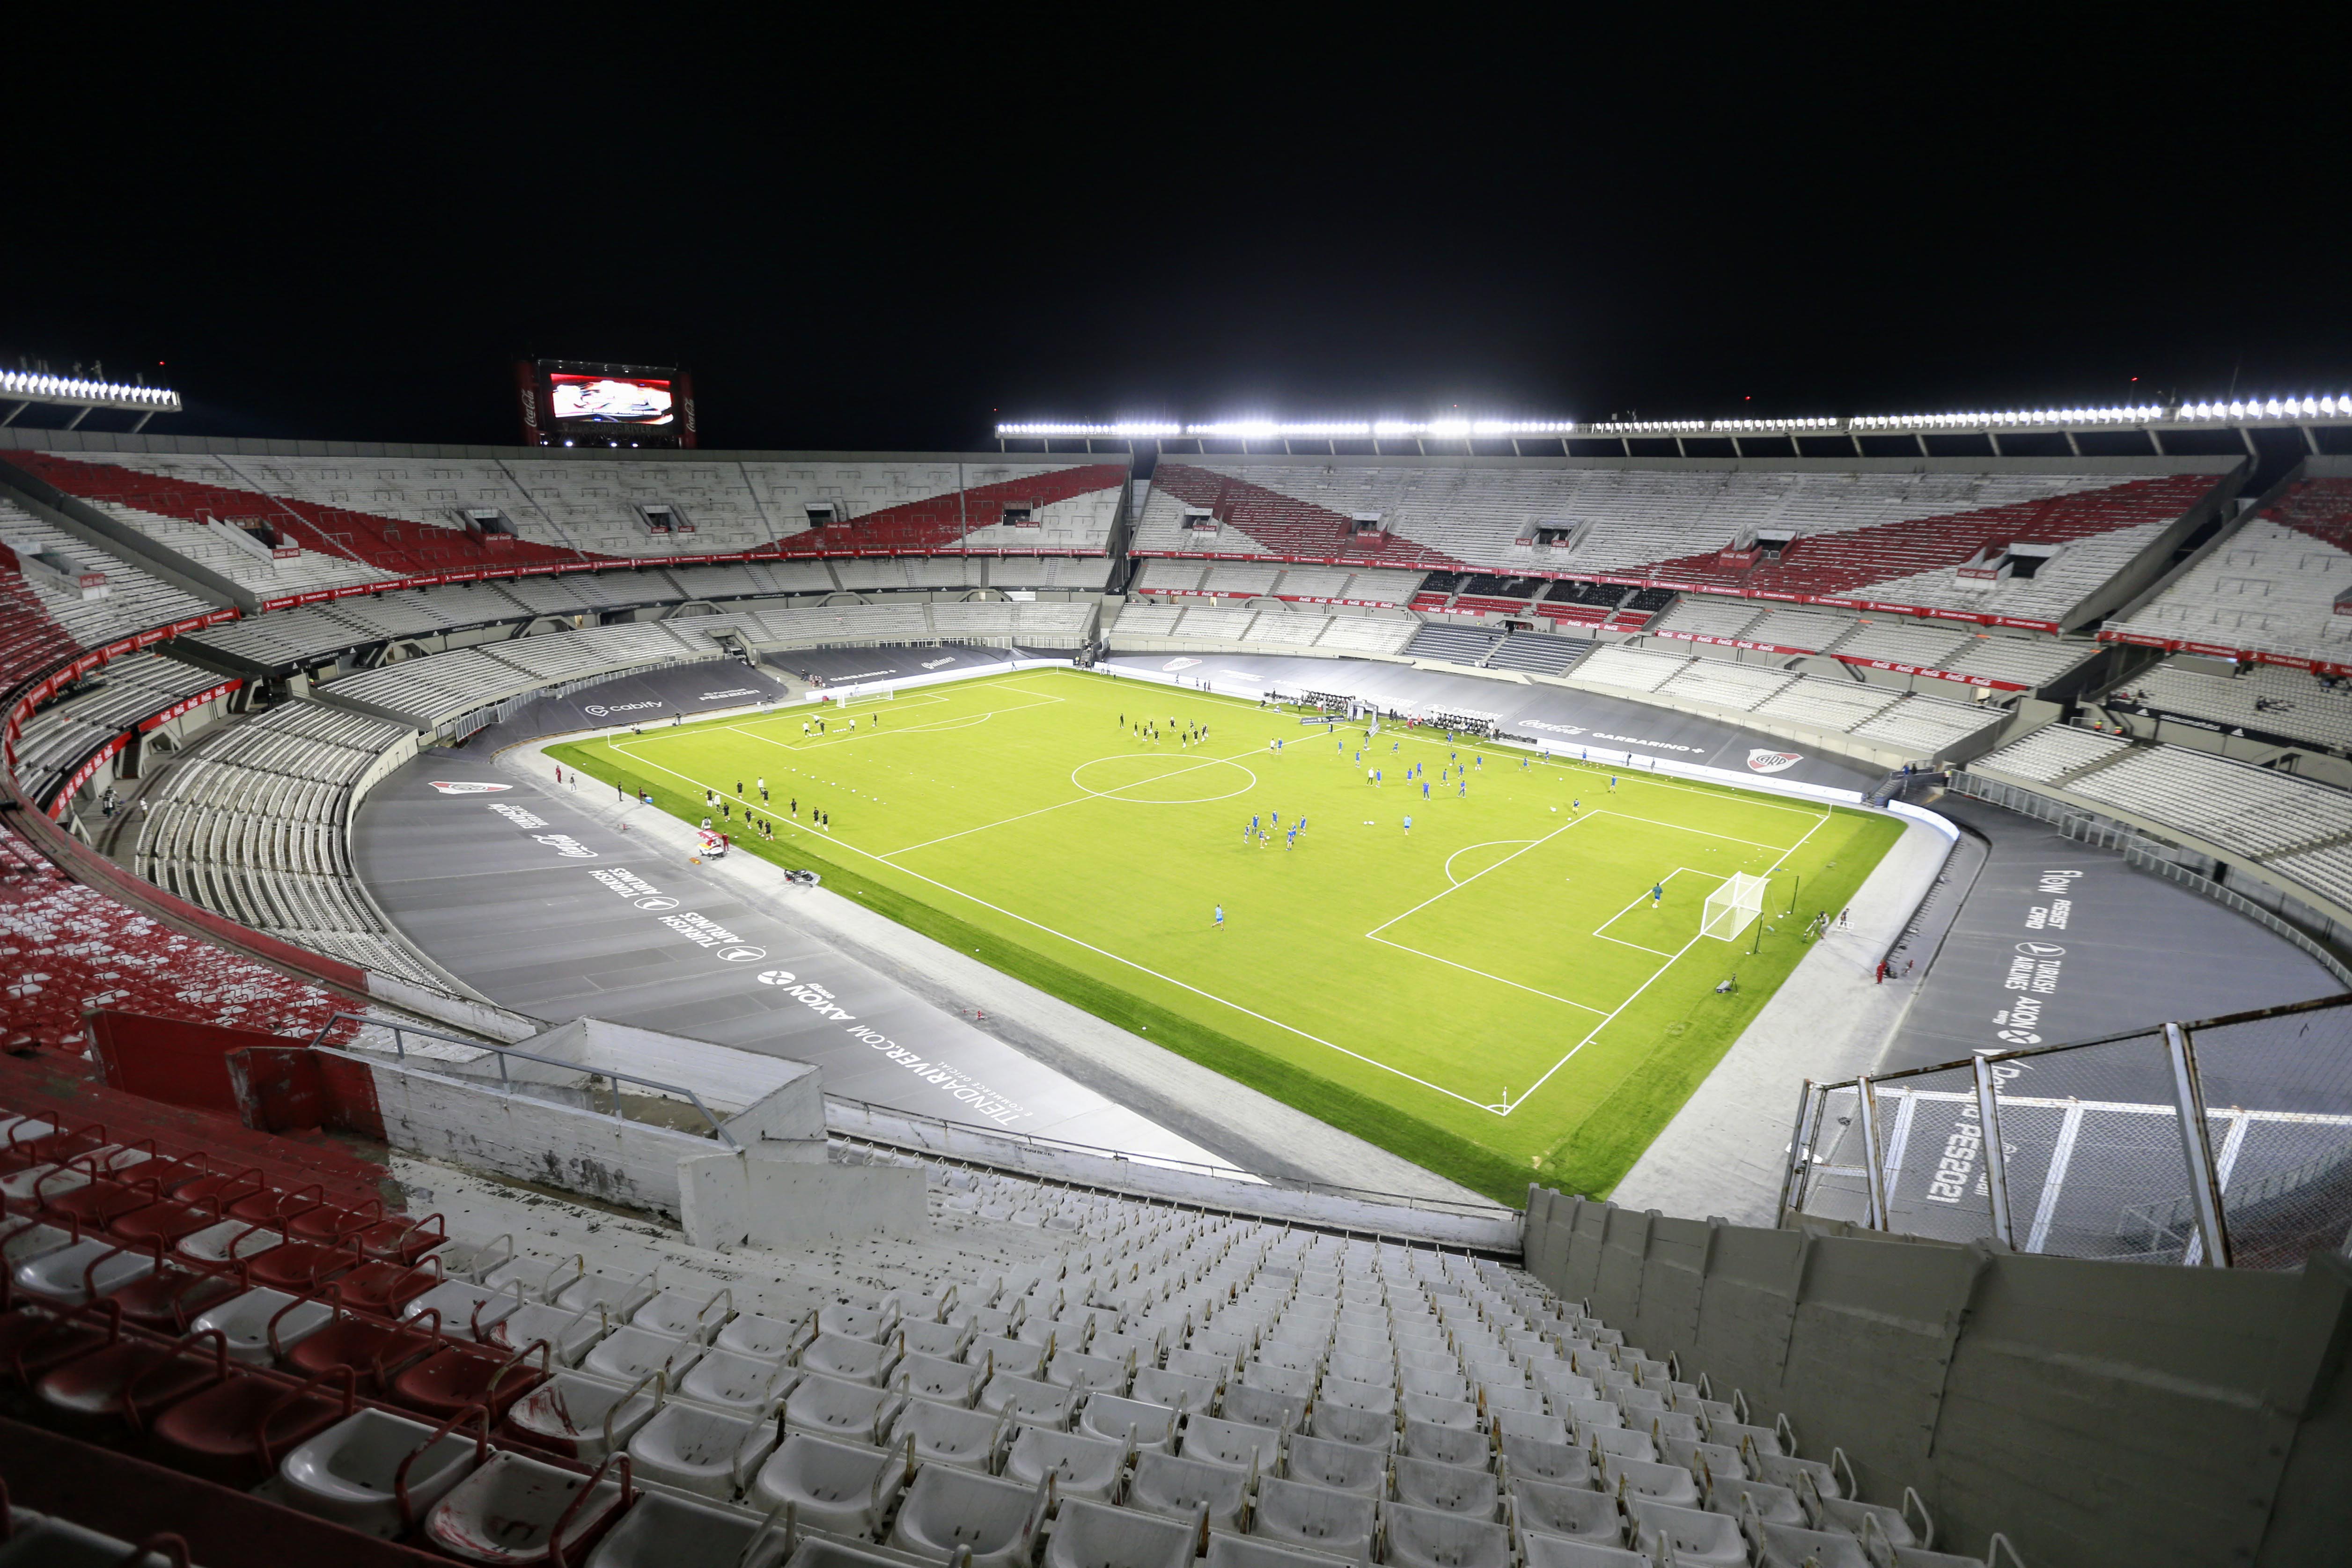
[2166,1022,2232,1266]
[1777,1080,1823,1226]
[1972,1056,2014,1247]
[1855,1075,1889,1231]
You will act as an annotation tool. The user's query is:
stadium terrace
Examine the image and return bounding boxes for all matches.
[0,403,2348,1567]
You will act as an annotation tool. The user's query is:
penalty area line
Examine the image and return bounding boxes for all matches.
[601,745,1513,1117]
[1502,803,1834,1115]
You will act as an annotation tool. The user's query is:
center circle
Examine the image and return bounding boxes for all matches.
[1071,755,1259,805]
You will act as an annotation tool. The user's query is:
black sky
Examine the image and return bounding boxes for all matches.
[10,15,2344,452]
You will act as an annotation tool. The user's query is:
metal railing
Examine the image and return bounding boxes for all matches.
[312,1011,737,1147]
[1780,994,2352,1268]
[821,1091,1514,1220]
[1948,770,2352,986]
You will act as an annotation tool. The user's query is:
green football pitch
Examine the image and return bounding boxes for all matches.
[548,668,1902,1202]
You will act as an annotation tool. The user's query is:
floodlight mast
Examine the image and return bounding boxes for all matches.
[994,395,2352,456]
[0,368,183,432]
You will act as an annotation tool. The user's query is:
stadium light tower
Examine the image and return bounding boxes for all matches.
[0,367,182,432]
[996,395,2352,457]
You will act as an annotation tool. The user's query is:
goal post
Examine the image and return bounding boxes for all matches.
[833,685,895,707]
[1702,871,1768,941]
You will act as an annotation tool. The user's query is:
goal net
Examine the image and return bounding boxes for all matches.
[1702,871,1768,941]
[834,686,895,707]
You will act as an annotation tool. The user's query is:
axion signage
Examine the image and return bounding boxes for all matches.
[756,969,854,1016]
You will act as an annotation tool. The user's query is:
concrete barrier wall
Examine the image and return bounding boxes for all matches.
[678,1154,926,1250]
[340,1050,717,1216]
[826,1097,1521,1251]
[1520,1188,2352,1568]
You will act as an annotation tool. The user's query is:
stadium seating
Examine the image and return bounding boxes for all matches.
[317,622,719,731]
[1570,646,1690,694]
[1174,607,1258,642]
[8,652,236,808]
[1980,726,2352,913]
[75,494,397,596]
[1845,697,2000,757]
[1482,633,1591,677]
[2113,658,2352,752]
[7,449,584,575]
[1132,461,2221,630]
[1656,660,1797,713]
[0,497,216,646]
[2062,743,2352,859]
[1573,641,1999,757]
[2106,477,2352,667]
[1933,635,2095,689]
[1733,607,1854,653]
[6,436,2350,1562]
[0,1069,2034,1568]
[0,521,381,1060]
[1242,611,1332,649]
[1651,597,1765,642]
[1312,617,1419,656]
[1974,724,2135,783]
[1751,677,1904,732]
[1592,590,2095,693]
[1402,624,1503,665]
[129,701,440,985]
[11,452,1132,594]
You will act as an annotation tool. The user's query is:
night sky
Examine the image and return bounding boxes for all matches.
[11,20,2341,453]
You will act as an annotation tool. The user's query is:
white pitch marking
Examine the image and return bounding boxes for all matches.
[1499,805,1833,1115]
[604,732,1508,1114]
[1442,839,1536,888]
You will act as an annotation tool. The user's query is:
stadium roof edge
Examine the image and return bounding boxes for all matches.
[1002,401,2352,440]
[1135,449,2245,477]
[0,427,1135,469]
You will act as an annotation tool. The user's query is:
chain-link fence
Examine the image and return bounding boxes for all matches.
[1779,994,2352,1268]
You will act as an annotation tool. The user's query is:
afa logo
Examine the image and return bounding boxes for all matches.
[428,780,511,794]
[1162,658,1202,672]
[1746,750,1803,774]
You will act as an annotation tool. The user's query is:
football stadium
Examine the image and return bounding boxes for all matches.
[0,39,2345,1553]
[2,395,2350,1567]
